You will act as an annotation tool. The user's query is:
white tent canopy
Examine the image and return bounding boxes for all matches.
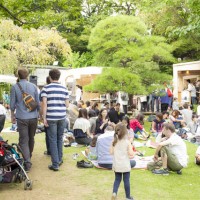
[0,75,17,84]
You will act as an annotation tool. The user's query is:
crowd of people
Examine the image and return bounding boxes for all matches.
[0,67,200,199]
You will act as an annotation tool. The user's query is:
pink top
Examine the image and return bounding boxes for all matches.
[130,119,143,131]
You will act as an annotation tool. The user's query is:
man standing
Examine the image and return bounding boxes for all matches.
[187,79,197,105]
[147,123,188,175]
[10,68,40,172]
[41,69,69,171]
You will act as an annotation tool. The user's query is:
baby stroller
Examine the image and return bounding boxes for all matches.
[0,139,33,190]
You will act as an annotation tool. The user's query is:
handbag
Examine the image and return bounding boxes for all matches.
[167,88,173,97]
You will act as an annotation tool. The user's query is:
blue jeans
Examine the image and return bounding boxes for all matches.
[191,97,197,105]
[113,172,131,198]
[44,126,51,155]
[47,119,66,168]
[134,127,143,139]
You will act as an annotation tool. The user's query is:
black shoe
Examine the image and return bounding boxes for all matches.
[48,165,59,171]
[177,170,182,175]
[44,151,51,156]
[77,160,93,168]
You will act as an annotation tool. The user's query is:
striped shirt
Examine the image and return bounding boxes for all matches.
[41,82,69,120]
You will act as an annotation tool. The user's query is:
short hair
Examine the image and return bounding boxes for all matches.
[183,103,189,109]
[156,112,163,121]
[192,114,198,119]
[116,103,120,106]
[187,79,191,83]
[88,110,96,118]
[49,69,61,81]
[196,157,200,165]
[18,68,29,79]
[46,76,51,84]
[85,101,90,107]
[163,123,175,133]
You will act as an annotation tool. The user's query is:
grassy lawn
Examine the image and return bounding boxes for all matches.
[1,120,200,200]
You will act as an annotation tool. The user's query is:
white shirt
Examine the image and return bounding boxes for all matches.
[180,109,192,125]
[75,88,82,101]
[160,133,188,167]
[197,105,200,116]
[196,146,200,155]
[0,104,6,115]
[73,118,90,133]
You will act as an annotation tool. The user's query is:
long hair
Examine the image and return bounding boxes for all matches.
[122,115,130,129]
[136,113,144,125]
[98,108,107,120]
[112,122,128,147]
[78,108,88,119]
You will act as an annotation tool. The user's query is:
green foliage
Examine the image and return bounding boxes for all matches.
[88,15,175,68]
[67,51,94,68]
[84,67,146,94]
[138,0,200,61]
[0,20,72,74]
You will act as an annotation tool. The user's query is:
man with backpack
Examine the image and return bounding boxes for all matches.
[10,68,40,172]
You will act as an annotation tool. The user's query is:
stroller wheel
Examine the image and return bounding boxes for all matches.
[24,179,33,190]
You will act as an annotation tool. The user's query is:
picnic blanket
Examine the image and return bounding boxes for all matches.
[145,140,158,149]
[81,151,153,170]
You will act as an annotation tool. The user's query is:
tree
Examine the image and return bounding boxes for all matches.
[88,15,175,68]
[0,20,72,74]
[84,67,146,94]
[137,0,200,61]
[0,0,84,52]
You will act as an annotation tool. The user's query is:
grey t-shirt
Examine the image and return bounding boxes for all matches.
[180,109,192,125]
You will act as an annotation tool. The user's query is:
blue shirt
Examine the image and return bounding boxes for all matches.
[10,79,40,119]
[96,131,114,164]
[41,82,69,120]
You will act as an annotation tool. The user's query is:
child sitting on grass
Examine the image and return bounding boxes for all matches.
[130,114,149,140]
[85,135,98,160]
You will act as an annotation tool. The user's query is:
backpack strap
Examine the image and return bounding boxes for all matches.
[17,82,26,97]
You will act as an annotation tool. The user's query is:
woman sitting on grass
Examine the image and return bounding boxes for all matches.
[73,108,93,145]
[130,114,149,140]
[169,110,184,129]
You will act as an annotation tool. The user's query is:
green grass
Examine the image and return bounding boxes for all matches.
[1,120,200,200]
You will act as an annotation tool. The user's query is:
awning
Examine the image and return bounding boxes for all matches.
[0,75,17,84]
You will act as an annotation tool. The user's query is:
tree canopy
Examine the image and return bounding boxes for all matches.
[0,20,72,74]
[84,67,146,94]
[88,15,175,68]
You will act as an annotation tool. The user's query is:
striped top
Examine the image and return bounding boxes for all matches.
[41,82,69,120]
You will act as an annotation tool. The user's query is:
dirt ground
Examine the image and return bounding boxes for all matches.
[0,132,112,200]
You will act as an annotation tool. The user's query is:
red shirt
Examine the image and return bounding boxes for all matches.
[130,119,143,131]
